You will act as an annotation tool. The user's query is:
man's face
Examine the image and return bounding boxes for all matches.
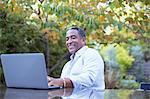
[66,29,85,54]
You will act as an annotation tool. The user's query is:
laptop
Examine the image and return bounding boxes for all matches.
[0,53,61,89]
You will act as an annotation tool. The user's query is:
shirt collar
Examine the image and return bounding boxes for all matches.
[70,46,88,60]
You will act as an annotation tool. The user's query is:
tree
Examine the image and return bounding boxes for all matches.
[0,0,150,82]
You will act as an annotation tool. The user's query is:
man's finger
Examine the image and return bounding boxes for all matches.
[47,76,54,82]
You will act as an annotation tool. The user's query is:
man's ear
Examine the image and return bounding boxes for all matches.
[82,37,86,45]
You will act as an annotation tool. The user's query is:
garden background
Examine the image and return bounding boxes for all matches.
[0,0,150,89]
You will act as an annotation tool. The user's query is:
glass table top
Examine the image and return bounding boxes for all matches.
[0,86,150,99]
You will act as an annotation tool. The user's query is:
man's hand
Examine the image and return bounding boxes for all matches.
[48,78,64,87]
[47,76,73,88]
[47,76,54,82]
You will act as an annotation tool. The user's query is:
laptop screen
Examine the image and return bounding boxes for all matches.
[1,53,50,89]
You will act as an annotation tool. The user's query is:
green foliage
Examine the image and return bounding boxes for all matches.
[119,80,140,89]
[0,0,150,88]
[100,44,135,89]
[0,64,4,85]
[119,75,140,89]
[100,44,134,73]
[105,89,134,99]
[117,90,134,99]
[0,10,44,53]
[100,44,119,69]
[116,45,134,73]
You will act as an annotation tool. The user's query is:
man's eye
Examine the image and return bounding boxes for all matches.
[71,36,76,39]
[72,37,76,39]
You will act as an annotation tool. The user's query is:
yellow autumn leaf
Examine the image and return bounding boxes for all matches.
[0,2,4,9]
[11,0,16,4]
[47,31,60,44]
[69,0,75,5]
[59,21,68,29]
[98,15,105,23]
[100,0,107,3]
[81,3,86,8]
[41,28,60,44]
[13,6,22,13]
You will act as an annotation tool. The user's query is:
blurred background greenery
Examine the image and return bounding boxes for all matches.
[0,0,150,89]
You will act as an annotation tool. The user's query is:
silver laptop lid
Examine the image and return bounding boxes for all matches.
[1,53,49,89]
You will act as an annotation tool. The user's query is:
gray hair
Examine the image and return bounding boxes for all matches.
[67,27,86,38]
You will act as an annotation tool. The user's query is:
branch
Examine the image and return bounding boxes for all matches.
[48,52,70,74]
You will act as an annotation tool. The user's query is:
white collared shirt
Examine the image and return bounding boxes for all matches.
[61,46,105,90]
